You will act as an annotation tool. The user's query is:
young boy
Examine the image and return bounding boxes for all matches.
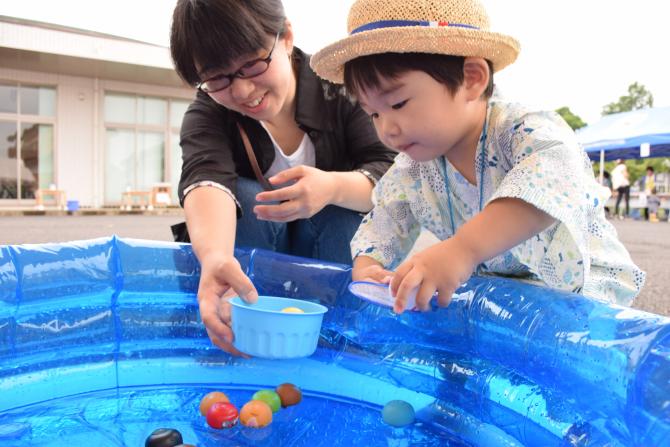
[647,187,661,223]
[311,0,644,313]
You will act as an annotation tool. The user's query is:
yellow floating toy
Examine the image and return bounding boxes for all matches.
[280,307,305,313]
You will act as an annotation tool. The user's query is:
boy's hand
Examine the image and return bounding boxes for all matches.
[352,263,394,284]
[390,238,477,313]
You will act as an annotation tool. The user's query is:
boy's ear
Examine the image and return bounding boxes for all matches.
[462,57,490,101]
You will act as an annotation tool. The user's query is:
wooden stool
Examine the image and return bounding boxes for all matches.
[35,189,66,210]
[150,183,172,208]
[121,190,152,210]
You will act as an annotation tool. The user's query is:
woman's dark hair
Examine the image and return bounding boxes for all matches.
[344,53,494,99]
[170,0,286,86]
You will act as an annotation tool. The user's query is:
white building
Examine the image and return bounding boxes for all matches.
[0,15,194,208]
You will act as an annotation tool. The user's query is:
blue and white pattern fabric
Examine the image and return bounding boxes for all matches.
[351,99,645,305]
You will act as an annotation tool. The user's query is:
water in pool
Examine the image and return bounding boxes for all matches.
[2,238,669,446]
[0,383,464,446]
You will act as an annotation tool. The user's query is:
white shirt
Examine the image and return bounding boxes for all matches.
[611,163,629,189]
[261,122,316,178]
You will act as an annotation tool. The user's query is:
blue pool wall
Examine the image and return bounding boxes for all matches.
[0,236,669,446]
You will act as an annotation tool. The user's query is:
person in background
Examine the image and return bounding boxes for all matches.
[169,0,395,354]
[311,0,645,311]
[641,166,655,220]
[602,171,613,217]
[611,159,630,219]
[647,187,661,223]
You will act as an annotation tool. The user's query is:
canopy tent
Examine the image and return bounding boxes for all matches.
[575,106,670,182]
[576,106,670,162]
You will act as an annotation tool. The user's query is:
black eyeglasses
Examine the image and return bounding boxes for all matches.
[196,33,280,94]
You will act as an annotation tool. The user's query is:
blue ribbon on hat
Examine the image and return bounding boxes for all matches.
[351,20,479,35]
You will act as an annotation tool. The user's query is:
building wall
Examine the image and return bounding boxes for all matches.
[0,66,194,207]
[57,74,96,206]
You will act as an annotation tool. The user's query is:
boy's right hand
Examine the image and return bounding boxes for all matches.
[197,254,258,356]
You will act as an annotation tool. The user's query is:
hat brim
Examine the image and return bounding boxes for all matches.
[311,26,520,84]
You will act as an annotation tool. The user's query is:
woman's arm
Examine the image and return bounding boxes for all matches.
[254,167,374,220]
[184,186,258,354]
[178,93,240,208]
[328,170,376,211]
[185,186,237,264]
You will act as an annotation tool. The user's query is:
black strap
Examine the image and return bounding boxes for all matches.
[237,122,274,191]
[172,123,274,243]
[170,221,190,243]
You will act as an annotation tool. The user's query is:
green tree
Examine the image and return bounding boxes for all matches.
[602,82,654,115]
[555,106,587,130]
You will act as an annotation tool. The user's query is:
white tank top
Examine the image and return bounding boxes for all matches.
[260,122,316,178]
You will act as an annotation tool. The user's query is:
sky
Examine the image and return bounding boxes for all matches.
[1,0,669,125]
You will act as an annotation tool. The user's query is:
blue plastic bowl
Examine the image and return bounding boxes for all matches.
[230,296,328,359]
[66,200,79,212]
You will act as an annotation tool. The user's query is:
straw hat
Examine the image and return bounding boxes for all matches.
[311,0,520,83]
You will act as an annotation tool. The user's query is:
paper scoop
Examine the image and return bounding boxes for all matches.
[348,281,426,311]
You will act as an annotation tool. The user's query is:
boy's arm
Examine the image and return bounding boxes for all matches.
[456,197,555,266]
[350,157,423,271]
[391,197,555,312]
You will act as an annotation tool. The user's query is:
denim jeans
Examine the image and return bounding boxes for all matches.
[234,177,363,265]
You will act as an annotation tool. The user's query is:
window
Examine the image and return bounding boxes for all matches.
[0,83,55,200]
[170,100,189,202]
[103,94,189,204]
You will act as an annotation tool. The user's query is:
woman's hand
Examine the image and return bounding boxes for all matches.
[197,253,258,356]
[390,239,477,314]
[253,166,336,222]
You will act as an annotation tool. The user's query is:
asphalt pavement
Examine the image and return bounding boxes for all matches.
[1,212,668,316]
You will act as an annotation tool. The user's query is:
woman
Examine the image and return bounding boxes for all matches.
[169,0,395,354]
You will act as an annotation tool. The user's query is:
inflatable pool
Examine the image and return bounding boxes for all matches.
[0,236,668,446]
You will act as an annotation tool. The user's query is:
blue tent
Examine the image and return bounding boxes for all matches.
[576,106,670,162]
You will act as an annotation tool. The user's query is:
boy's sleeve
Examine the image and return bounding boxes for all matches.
[487,110,642,302]
[489,111,595,230]
[351,159,421,269]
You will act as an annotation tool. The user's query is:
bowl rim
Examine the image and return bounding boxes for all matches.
[229,295,328,315]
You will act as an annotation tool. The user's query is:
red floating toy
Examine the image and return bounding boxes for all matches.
[206,402,239,429]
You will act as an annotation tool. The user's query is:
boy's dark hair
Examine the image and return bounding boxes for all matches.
[344,53,494,100]
[647,166,655,173]
[170,0,286,86]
